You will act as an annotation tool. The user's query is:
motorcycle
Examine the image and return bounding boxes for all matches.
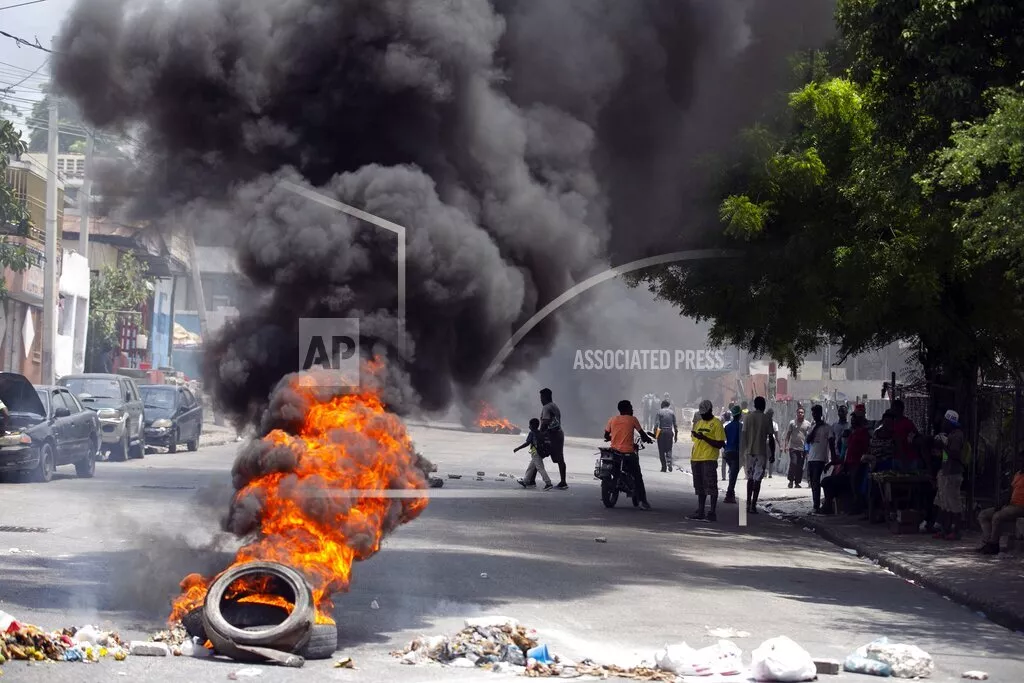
[593,436,650,508]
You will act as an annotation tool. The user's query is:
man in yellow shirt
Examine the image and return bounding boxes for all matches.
[689,399,726,522]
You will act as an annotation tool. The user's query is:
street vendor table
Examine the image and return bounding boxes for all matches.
[868,472,933,526]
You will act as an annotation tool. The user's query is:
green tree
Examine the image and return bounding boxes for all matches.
[637,0,1024,409]
[87,253,152,368]
[27,86,125,156]
[0,117,35,297]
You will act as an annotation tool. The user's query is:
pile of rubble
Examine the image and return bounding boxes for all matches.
[391,617,675,680]
[1,612,129,665]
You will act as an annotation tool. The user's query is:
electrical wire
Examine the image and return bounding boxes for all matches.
[0,58,48,94]
[0,29,55,53]
[0,0,51,11]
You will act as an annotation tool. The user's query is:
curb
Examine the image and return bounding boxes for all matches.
[768,504,1024,634]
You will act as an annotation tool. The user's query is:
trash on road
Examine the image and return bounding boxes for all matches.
[0,618,129,665]
[864,640,933,678]
[655,640,743,677]
[705,626,750,639]
[961,671,989,680]
[595,537,608,543]
[448,474,463,479]
[130,641,171,657]
[842,548,859,556]
[428,476,445,488]
[814,658,841,675]
[480,572,489,578]
[371,600,380,610]
[844,654,893,677]
[227,667,264,679]
[392,619,677,680]
[477,471,486,476]
[334,656,355,668]
[750,636,818,682]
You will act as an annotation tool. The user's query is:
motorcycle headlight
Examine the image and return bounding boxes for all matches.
[98,408,122,420]
[152,419,173,429]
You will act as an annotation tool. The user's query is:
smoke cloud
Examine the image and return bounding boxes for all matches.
[53,0,835,424]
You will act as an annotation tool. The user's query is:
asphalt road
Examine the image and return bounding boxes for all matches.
[1,426,1021,682]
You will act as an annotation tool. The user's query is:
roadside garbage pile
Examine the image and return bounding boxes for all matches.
[0,612,129,666]
[394,618,937,681]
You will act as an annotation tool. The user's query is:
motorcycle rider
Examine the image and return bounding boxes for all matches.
[604,399,654,510]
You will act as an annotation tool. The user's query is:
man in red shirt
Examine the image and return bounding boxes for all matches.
[891,399,920,469]
[604,400,654,510]
[820,413,871,514]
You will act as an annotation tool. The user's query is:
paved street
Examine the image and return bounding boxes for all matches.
[1,425,1022,682]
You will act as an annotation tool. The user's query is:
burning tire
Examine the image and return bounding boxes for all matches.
[201,561,323,663]
[187,603,337,660]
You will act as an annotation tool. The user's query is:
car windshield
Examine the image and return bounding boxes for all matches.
[63,378,120,401]
[140,388,175,409]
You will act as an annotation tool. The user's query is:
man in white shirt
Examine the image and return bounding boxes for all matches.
[784,406,811,488]
[806,405,832,512]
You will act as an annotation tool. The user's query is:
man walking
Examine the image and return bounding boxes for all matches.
[654,399,678,472]
[688,400,725,521]
[539,388,568,489]
[784,406,811,488]
[740,397,775,514]
[722,405,743,504]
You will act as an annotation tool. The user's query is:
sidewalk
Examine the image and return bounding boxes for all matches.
[755,474,1024,634]
[199,418,241,449]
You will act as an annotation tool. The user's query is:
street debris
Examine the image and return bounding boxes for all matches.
[751,636,817,681]
[371,600,380,610]
[447,474,463,479]
[429,476,445,488]
[814,658,841,675]
[393,618,678,680]
[334,656,355,668]
[843,548,859,556]
[130,641,171,657]
[0,616,130,665]
[476,477,485,481]
[477,471,486,477]
[480,572,489,578]
[845,637,933,678]
[499,472,513,478]
[150,622,189,647]
[655,640,743,676]
[595,537,608,543]
[227,667,263,679]
[962,671,989,680]
[705,626,750,639]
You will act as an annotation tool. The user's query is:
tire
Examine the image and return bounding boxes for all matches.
[110,430,128,462]
[601,479,619,508]
[33,443,55,483]
[199,604,336,660]
[75,436,98,478]
[300,624,338,660]
[187,431,199,452]
[168,428,178,454]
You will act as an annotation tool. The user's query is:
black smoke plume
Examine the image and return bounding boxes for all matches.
[53,0,834,423]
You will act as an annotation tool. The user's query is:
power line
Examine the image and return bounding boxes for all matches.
[0,30,55,53]
[0,57,48,93]
[0,0,50,10]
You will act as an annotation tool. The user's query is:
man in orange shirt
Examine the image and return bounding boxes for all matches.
[977,450,1024,555]
[604,399,654,510]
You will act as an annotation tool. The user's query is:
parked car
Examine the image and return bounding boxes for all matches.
[140,384,203,453]
[58,373,145,461]
[0,373,101,482]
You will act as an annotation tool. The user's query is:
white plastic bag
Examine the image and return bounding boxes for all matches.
[656,640,743,676]
[751,636,817,682]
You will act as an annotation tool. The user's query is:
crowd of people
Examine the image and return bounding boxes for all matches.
[509,389,1024,551]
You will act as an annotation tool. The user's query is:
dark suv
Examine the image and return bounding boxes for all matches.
[58,374,145,461]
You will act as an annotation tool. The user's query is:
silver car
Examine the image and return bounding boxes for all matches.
[58,374,146,461]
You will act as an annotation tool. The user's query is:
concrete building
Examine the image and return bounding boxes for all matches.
[56,251,90,378]
[1,158,65,383]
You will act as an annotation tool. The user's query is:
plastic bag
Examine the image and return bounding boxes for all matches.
[750,636,817,682]
[655,640,743,676]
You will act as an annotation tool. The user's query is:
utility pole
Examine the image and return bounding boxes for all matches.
[41,92,59,385]
[186,230,209,342]
[78,131,95,262]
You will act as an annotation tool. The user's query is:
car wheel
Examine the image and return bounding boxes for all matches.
[187,430,199,452]
[130,432,145,460]
[75,436,97,479]
[33,443,55,483]
[111,430,128,462]
[168,428,178,454]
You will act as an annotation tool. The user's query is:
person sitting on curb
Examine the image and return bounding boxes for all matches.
[976,450,1024,555]
[515,418,553,491]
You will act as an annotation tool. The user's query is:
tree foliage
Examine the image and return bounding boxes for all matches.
[639,0,1024,389]
[88,252,152,353]
[0,118,34,297]
[27,87,124,157]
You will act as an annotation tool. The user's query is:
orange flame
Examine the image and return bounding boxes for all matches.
[169,370,429,625]
[475,402,519,432]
